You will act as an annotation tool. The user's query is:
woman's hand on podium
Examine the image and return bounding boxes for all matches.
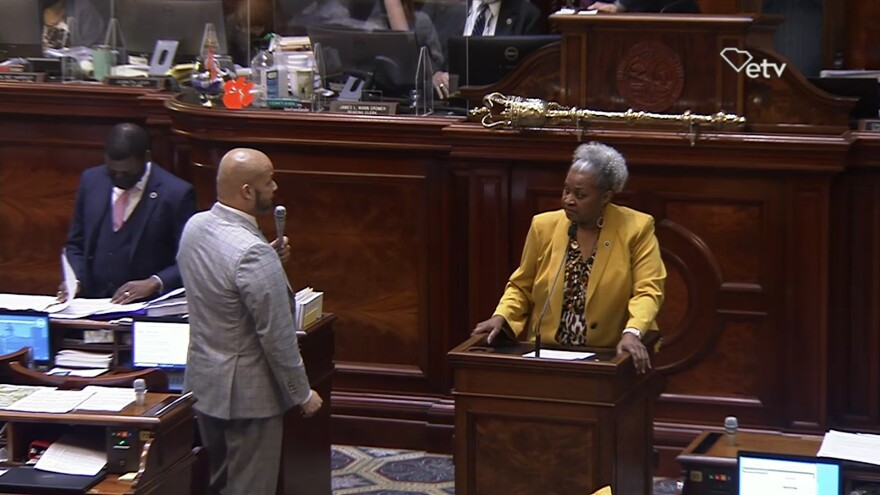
[472,315,507,345]
[617,331,651,374]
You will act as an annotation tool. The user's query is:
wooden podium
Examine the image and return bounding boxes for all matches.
[448,333,663,495]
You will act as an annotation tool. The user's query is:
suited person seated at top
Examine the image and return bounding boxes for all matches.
[431,0,543,99]
[471,142,666,374]
[59,123,196,304]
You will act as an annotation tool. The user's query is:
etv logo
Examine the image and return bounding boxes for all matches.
[720,48,787,78]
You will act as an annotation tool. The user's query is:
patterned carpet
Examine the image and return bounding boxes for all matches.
[331,445,683,495]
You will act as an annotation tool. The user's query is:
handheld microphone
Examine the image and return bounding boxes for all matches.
[133,378,147,406]
[531,222,577,358]
[724,416,738,446]
[274,205,287,241]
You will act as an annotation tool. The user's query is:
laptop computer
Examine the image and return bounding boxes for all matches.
[738,450,841,495]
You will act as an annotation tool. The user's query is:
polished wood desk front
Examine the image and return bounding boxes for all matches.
[448,333,663,495]
[0,392,195,495]
[277,313,336,495]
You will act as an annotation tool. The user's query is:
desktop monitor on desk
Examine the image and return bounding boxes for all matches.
[0,0,42,60]
[132,317,189,391]
[117,0,227,63]
[738,451,841,495]
[447,34,560,87]
[308,24,422,99]
[0,311,50,365]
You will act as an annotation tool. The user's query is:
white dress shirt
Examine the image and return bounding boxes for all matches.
[464,0,502,36]
[111,161,152,223]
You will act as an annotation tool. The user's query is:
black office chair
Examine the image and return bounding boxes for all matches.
[661,0,701,13]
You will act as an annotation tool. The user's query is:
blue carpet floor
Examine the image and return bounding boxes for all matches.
[331,446,682,495]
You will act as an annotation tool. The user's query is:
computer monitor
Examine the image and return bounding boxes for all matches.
[0,0,42,60]
[308,24,422,98]
[117,0,227,62]
[738,451,841,495]
[809,76,880,123]
[0,311,50,364]
[132,317,189,369]
[447,34,561,87]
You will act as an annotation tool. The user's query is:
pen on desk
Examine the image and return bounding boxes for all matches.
[154,391,194,416]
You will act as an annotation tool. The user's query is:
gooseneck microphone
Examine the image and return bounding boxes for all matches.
[133,378,147,406]
[274,205,286,241]
[531,222,577,358]
[724,416,738,446]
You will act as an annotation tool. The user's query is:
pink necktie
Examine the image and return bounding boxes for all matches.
[112,189,131,232]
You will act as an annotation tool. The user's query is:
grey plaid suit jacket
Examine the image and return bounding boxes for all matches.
[178,203,311,420]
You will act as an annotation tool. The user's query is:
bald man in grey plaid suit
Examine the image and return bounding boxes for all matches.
[178,148,323,495]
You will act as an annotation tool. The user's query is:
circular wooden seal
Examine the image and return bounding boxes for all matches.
[616,41,685,112]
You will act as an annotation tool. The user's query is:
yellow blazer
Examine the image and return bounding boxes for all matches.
[494,205,666,347]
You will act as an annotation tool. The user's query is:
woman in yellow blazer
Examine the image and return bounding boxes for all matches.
[473,142,666,373]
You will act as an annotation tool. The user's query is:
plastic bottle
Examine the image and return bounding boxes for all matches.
[250,38,273,108]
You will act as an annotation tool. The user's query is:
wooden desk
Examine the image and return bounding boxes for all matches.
[448,333,663,495]
[277,313,336,495]
[0,392,196,495]
[47,314,337,495]
[677,430,880,495]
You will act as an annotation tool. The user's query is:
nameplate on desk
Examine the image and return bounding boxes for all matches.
[267,98,309,111]
[859,119,880,132]
[104,76,165,89]
[0,72,45,82]
[330,101,398,115]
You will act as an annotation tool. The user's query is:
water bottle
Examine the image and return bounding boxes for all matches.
[250,38,273,108]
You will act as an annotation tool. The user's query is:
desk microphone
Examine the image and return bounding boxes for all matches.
[274,205,287,241]
[724,416,738,446]
[133,378,146,406]
[531,222,577,358]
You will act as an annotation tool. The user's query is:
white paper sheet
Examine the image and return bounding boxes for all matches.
[522,349,596,360]
[0,385,49,408]
[817,429,880,466]
[4,388,94,413]
[74,386,135,412]
[0,294,57,312]
[48,368,109,378]
[50,298,147,319]
[34,432,107,476]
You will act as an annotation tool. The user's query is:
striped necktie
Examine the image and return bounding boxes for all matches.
[471,2,490,36]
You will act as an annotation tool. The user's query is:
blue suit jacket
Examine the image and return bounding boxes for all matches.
[65,164,196,298]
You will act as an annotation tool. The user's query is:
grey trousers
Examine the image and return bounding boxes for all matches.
[197,411,284,495]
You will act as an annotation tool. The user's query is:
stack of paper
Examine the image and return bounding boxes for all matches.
[294,288,323,331]
[144,295,187,317]
[54,350,113,369]
[818,429,880,466]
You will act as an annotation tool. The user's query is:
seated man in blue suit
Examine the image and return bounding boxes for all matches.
[60,123,196,304]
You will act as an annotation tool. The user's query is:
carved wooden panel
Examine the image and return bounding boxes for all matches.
[469,410,599,495]
[0,124,110,294]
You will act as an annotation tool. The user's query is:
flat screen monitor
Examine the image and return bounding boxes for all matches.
[132,317,190,369]
[117,0,227,62]
[0,311,50,363]
[308,24,421,98]
[738,451,841,495]
[0,0,42,60]
[447,34,560,87]
[809,76,880,122]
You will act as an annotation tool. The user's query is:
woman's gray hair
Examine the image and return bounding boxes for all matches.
[569,142,628,193]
